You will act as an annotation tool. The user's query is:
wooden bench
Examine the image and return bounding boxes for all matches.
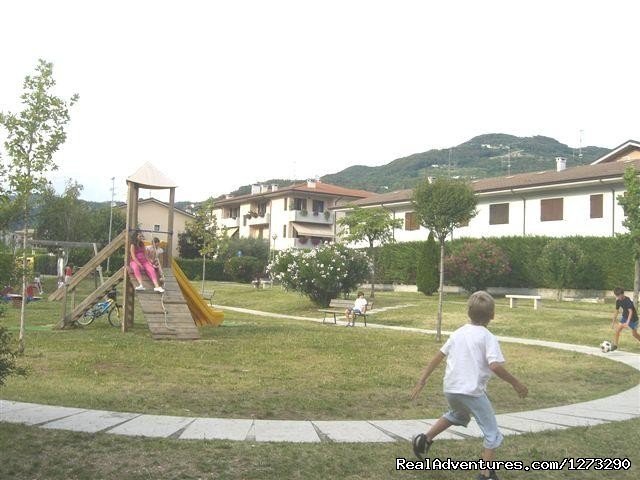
[202,290,215,306]
[505,294,542,310]
[251,278,273,289]
[318,299,374,326]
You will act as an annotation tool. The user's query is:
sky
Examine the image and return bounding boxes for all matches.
[1,0,639,204]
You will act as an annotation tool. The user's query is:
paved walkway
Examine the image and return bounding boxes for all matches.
[1,307,639,443]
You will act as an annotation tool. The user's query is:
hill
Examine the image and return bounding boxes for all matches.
[320,134,609,193]
[206,134,610,201]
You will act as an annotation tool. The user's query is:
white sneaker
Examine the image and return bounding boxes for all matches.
[154,286,165,293]
[135,285,145,291]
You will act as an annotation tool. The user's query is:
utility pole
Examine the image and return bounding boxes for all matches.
[106,176,115,273]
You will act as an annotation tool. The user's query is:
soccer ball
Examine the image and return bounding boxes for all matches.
[600,340,612,353]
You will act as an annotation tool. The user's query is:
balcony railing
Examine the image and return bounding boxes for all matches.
[285,210,333,224]
[220,217,240,228]
[246,213,270,226]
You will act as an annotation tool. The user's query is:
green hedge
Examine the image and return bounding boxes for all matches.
[373,235,635,290]
[375,241,422,284]
[175,258,225,281]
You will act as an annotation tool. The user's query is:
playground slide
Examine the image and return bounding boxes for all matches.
[171,259,224,327]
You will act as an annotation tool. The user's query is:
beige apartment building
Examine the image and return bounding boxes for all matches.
[213,180,375,251]
[118,197,194,258]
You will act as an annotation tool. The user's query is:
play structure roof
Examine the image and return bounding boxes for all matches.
[127,162,177,189]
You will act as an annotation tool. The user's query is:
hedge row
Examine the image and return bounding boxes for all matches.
[374,235,635,290]
[4,235,635,290]
[0,254,246,283]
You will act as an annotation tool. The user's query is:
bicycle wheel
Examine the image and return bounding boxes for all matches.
[108,303,122,327]
[77,307,97,326]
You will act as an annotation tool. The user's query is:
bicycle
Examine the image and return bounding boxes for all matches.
[77,288,122,327]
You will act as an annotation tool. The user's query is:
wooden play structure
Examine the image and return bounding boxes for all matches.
[52,163,223,339]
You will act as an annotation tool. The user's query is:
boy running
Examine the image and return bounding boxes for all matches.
[410,291,528,480]
[611,287,640,351]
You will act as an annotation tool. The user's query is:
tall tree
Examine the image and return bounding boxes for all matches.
[416,231,440,296]
[337,206,402,298]
[412,177,477,341]
[617,166,640,304]
[0,59,78,353]
[35,179,90,241]
[183,197,225,293]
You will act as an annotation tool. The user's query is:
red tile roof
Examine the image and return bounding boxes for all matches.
[214,181,376,206]
[341,157,640,208]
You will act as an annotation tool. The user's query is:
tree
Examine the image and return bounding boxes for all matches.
[412,177,477,341]
[416,231,440,295]
[183,197,225,293]
[337,206,402,298]
[617,166,640,304]
[0,59,78,354]
[35,180,91,241]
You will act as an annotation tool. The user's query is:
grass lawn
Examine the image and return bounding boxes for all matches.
[1,420,638,479]
[1,276,639,479]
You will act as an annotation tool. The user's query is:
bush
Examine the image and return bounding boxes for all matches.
[416,232,439,295]
[538,239,586,296]
[0,326,27,386]
[224,256,265,283]
[0,253,15,286]
[445,239,511,293]
[175,258,225,281]
[375,242,422,284]
[268,243,369,306]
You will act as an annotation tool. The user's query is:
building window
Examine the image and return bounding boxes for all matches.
[405,212,419,231]
[312,200,324,213]
[153,224,161,232]
[282,225,286,238]
[541,198,563,221]
[293,198,307,211]
[489,203,509,225]
[225,206,240,218]
[590,194,603,219]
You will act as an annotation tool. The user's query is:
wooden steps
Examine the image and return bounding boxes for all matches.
[132,267,200,341]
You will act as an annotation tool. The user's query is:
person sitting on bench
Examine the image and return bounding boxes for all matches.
[345,291,368,327]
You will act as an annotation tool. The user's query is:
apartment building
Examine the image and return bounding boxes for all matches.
[333,140,640,244]
[213,180,374,251]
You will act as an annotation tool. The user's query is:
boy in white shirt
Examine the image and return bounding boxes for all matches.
[410,291,528,480]
[344,291,367,327]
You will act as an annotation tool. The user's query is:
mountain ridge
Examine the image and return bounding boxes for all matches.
[225,134,610,196]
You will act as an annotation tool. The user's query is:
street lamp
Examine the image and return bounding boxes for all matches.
[106,177,115,274]
[271,233,278,260]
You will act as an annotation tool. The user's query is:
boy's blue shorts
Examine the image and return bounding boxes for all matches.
[620,317,639,330]
[443,392,503,449]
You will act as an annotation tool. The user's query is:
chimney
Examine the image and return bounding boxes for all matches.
[260,185,269,193]
[271,184,279,191]
[251,184,261,194]
[555,157,567,172]
[306,179,316,188]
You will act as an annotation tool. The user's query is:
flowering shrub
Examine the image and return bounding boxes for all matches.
[268,243,369,306]
[445,240,511,293]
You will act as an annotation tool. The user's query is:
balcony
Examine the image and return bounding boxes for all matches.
[285,210,333,224]
[220,217,240,229]
[246,213,270,226]
[277,238,333,250]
